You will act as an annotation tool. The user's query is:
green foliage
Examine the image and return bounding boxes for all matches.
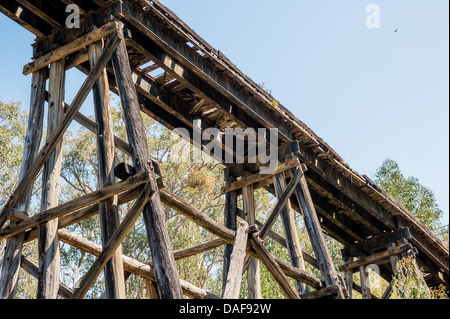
[391,256,448,299]
[375,159,444,232]
[0,100,28,207]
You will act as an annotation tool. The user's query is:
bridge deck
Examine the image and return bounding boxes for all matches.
[0,0,448,289]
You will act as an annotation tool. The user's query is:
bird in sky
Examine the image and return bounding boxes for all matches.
[393,27,399,33]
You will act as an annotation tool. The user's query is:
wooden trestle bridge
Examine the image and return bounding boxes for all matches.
[0,0,448,299]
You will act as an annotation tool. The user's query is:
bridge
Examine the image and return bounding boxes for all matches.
[0,0,448,299]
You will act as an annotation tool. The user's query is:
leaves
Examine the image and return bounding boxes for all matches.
[375,159,444,232]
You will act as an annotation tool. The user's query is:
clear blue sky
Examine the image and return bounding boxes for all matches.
[0,1,448,225]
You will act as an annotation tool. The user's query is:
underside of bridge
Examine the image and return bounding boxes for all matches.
[0,0,448,299]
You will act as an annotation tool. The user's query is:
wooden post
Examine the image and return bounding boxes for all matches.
[89,40,126,299]
[110,23,183,299]
[223,221,249,299]
[290,157,344,296]
[342,256,354,299]
[0,67,47,299]
[222,168,238,295]
[242,183,262,299]
[272,172,308,295]
[359,263,372,299]
[37,59,65,299]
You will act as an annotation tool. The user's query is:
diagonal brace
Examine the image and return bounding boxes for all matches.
[70,180,154,299]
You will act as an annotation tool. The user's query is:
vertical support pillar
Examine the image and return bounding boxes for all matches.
[272,172,308,295]
[110,23,183,299]
[242,183,261,299]
[37,59,65,299]
[89,40,126,299]
[342,256,354,299]
[359,262,372,299]
[0,67,47,299]
[290,155,345,297]
[222,168,238,295]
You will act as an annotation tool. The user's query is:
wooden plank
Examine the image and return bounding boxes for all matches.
[57,229,221,299]
[221,157,301,195]
[23,20,119,75]
[0,67,47,299]
[89,39,126,299]
[111,22,183,299]
[249,232,300,299]
[242,184,261,299]
[70,180,154,299]
[37,58,65,299]
[0,33,121,229]
[0,171,151,240]
[223,221,249,299]
[339,243,413,272]
[343,228,411,258]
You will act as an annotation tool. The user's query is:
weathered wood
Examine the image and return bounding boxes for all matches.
[291,159,344,296]
[20,256,73,299]
[242,184,261,299]
[37,59,65,299]
[343,228,411,258]
[359,264,371,299]
[0,33,121,229]
[222,170,237,295]
[70,180,154,299]
[57,229,221,299]
[0,171,151,240]
[260,168,304,240]
[221,157,300,195]
[339,243,413,272]
[271,171,307,295]
[343,257,354,299]
[89,39,126,299]
[249,232,301,299]
[300,285,341,300]
[111,22,183,299]
[174,238,227,261]
[223,221,249,299]
[381,280,393,299]
[144,279,159,299]
[23,189,138,244]
[0,67,47,299]
[159,189,323,289]
[23,20,119,75]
